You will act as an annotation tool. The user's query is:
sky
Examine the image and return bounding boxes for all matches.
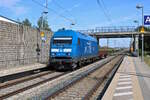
[0,0,149,48]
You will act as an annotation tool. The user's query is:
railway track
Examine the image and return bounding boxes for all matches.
[0,71,53,89]
[0,70,69,99]
[46,55,124,100]
[0,55,123,99]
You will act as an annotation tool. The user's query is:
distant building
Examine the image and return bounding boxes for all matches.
[0,15,19,24]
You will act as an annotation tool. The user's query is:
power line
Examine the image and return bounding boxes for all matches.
[97,0,112,22]
[32,0,75,23]
[97,0,112,48]
[52,0,74,18]
[52,0,76,25]
[101,0,111,17]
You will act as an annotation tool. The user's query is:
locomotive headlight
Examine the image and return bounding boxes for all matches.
[51,53,55,56]
[66,53,70,56]
[63,49,72,52]
[51,49,59,52]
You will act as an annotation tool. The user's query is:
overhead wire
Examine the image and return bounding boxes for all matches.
[101,0,112,18]
[32,0,75,23]
[97,0,112,22]
[52,0,76,24]
[52,0,74,18]
[97,0,113,48]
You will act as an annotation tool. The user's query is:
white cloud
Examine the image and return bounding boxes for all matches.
[15,6,28,15]
[110,15,137,24]
[67,3,81,12]
[0,0,28,15]
[0,0,20,8]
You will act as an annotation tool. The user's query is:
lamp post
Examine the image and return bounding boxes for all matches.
[134,20,139,32]
[134,20,139,56]
[136,4,144,62]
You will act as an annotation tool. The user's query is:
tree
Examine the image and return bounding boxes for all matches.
[17,18,21,23]
[135,26,150,32]
[37,17,51,31]
[37,17,42,29]
[22,18,32,27]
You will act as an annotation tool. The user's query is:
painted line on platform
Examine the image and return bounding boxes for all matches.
[116,86,132,90]
[118,81,132,85]
[114,92,133,97]
[118,78,131,81]
[119,75,131,78]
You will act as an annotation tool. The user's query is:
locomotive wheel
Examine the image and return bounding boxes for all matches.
[78,61,82,67]
[72,63,77,71]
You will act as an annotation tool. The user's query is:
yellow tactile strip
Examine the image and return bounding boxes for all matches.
[102,56,144,100]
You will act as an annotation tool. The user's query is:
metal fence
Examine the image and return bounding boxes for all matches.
[78,26,136,34]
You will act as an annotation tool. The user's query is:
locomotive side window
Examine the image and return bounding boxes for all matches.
[53,37,72,44]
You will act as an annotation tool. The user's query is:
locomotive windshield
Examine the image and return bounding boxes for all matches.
[53,37,72,44]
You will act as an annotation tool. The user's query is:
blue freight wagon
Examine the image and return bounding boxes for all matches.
[49,29,99,70]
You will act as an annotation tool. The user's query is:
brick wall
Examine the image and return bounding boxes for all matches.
[0,21,53,69]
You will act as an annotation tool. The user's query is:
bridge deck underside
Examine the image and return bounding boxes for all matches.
[89,32,150,38]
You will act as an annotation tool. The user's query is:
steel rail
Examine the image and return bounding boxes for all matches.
[46,56,118,99]
[82,55,124,100]
[0,71,53,89]
[97,55,124,100]
[0,72,68,99]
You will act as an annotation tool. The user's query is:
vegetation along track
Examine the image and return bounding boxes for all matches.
[0,70,69,99]
[46,55,124,100]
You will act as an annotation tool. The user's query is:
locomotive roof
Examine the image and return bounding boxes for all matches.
[53,30,97,42]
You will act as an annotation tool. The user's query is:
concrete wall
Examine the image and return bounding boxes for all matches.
[0,21,53,69]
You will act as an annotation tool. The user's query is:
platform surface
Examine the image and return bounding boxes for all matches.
[102,56,150,100]
[0,63,46,77]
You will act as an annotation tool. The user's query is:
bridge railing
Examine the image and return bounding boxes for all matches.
[78,26,136,34]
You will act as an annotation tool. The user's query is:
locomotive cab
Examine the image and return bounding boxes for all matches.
[51,37,72,58]
[49,30,98,70]
[50,30,78,70]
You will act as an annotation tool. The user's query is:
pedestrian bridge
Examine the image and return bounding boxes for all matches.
[77,26,150,55]
[78,26,150,38]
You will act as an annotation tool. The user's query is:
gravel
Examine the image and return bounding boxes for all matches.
[51,56,121,100]
[6,56,115,100]
[0,72,62,98]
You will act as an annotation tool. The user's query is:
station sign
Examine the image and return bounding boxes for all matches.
[41,37,46,42]
[140,26,145,33]
[144,15,150,25]
[40,31,45,37]
[40,31,46,42]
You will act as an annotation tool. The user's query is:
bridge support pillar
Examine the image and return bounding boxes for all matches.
[134,35,139,56]
[97,37,100,45]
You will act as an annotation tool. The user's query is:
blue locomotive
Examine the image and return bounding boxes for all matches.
[49,29,99,70]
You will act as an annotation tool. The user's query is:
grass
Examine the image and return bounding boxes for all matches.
[144,56,150,67]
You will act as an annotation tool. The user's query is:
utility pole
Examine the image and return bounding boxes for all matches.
[45,0,48,16]
[43,0,48,28]
[107,38,109,48]
[136,4,144,62]
[134,20,140,56]
[41,0,48,63]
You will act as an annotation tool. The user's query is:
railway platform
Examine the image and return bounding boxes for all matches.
[0,63,46,77]
[102,56,150,100]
